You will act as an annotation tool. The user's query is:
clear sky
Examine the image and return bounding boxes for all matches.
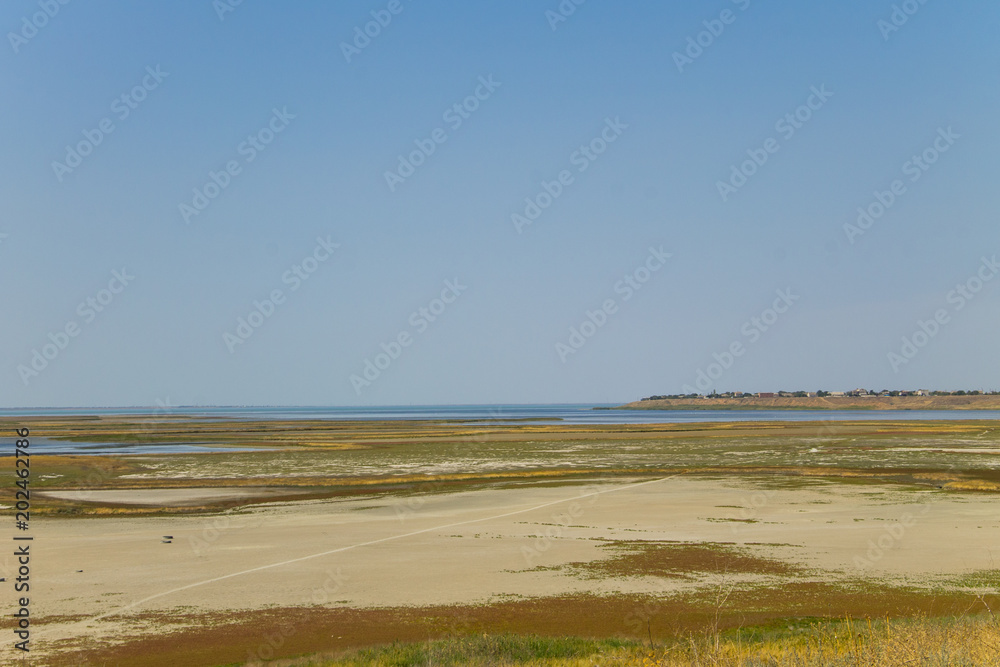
[3,0,999,407]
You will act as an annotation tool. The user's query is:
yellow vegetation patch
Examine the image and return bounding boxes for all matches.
[942,479,1000,492]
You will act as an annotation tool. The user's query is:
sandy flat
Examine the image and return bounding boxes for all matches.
[36,487,302,506]
[18,476,1000,660]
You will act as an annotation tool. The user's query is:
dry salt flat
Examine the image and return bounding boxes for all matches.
[18,475,999,663]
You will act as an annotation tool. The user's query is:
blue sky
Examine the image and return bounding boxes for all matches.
[3,0,999,407]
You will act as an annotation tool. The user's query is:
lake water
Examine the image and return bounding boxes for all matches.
[5,404,1000,455]
[21,438,265,456]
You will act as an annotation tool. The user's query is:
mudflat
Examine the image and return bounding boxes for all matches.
[35,487,303,506]
[3,417,999,665]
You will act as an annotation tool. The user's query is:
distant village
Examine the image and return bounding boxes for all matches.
[641,389,1000,400]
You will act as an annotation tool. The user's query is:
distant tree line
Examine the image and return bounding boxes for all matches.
[641,389,1000,401]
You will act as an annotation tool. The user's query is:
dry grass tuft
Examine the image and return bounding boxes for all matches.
[633,614,1000,666]
[304,615,1000,666]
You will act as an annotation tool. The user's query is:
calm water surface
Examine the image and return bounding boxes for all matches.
[5,405,999,455]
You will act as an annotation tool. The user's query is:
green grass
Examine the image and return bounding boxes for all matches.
[299,634,639,666]
[282,615,1000,666]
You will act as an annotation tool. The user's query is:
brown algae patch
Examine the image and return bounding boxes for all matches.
[41,584,1000,667]
[555,540,801,580]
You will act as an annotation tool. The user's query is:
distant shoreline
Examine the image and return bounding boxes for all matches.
[613,395,1000,411]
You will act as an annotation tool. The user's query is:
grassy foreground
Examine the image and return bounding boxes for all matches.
[280,615,1000,666]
